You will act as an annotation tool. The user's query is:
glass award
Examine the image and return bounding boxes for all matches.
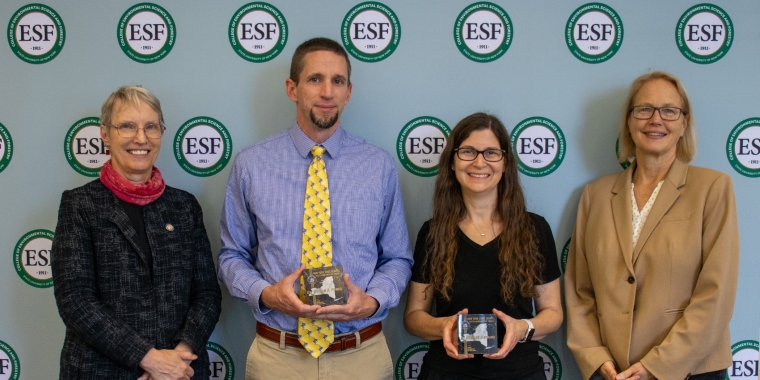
[457,314,498,354]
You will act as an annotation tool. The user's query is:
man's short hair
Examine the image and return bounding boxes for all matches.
[289,37,351,85]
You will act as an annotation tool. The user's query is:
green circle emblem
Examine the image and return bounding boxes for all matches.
[726,118,760,178]
[341,2,401,62]
[454,2,513,63]
[0,340,20,380]
[64,117,109,177]
[565,3,623,64]
[394,342,429,380]
[13,229,55,288]
[511,117,566,177]
[726,340,758,379]
[676,3,733,64]
[229,2,288,63]
[560,238,570,273]
[117,3,176,63]
[396,116,451,177]
[538,343,562,380]
[206,342,235,380]
[7,3,65,64]
[174,117,232,177]
[0,123,13,173]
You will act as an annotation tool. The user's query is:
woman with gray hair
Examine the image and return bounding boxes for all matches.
[52,85,221,379]
[565,72,739,380]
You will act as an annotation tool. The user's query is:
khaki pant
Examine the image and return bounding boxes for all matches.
[246,329,393,380]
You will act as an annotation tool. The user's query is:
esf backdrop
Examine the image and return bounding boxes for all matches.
[0,1,758,379]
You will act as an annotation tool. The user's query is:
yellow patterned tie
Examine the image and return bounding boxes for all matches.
[298,146,334,358]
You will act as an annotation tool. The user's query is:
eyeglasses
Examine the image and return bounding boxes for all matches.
[107,122,166,138]
[454,147,506,162]
[629,106,685,121]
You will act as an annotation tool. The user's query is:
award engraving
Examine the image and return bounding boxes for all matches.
[458,314,498,354]
[302,265,346,306]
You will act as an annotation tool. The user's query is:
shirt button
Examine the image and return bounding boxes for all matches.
[627,276,635,284]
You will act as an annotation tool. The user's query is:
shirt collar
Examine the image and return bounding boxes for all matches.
[288,121,344,159]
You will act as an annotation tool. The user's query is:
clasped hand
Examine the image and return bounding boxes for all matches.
[260,264,379,321]
[137,342,196,380]
[598,361,654,380]
[442,308,529,361]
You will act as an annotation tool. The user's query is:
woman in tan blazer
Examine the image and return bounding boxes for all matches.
[565,72,739,380]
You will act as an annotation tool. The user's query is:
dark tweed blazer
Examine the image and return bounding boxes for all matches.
[52,179,222,379]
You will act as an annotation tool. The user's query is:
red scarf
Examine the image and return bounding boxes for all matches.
[99,160,166,206]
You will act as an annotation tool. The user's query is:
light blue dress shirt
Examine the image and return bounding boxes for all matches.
[218,122,413,334]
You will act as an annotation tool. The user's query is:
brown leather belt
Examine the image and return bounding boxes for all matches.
[256,321,382,352]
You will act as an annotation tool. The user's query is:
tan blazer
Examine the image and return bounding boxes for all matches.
[565,159,739,380]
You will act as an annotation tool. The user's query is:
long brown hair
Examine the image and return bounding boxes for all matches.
[424,112,543,305]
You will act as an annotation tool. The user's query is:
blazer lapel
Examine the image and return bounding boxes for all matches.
[611,163,635,275]
[107,197,149,265]
[632,159,688,264]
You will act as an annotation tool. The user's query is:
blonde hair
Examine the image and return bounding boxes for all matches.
[100,85,163,127]
[617,71,696,163]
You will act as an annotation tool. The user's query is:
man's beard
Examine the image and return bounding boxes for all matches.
[310,109,339,130]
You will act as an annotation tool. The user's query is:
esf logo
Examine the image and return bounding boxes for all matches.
[7,4,65,64]
[206,342,234,380]
[565,3,623,64]
[454,2,513,62]
[394,342,429,380]
[538,343,562,380]
[728,340,759,379]
[726,118,760,178]
[511,117,566,177]
[229,2,287,63]
[14,229,54,288]
[0,340,20,380]
[118,3,176,63]
[174,117,232,177]
[64,117,110,177]
[0,123,13,174]
[676,4,733,64]
[341,2,401,62]
[397,116,451,177]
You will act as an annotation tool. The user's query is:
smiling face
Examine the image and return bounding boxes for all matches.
[100,99,162,184]
[628,78,688,161]
[286,50,352,141]
[454,129,505,199]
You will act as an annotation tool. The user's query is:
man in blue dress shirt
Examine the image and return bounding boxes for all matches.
[218,37,413,380]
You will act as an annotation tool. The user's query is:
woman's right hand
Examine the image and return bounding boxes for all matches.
[598,361,618,380]
[442,308,474,360]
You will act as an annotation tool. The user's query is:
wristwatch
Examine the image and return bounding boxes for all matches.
[518,319,535,343]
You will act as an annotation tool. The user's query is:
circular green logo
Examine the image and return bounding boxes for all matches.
[538,343,562,380]
[560,238,570,273]
[396,116,451,177]
[7,3,65,64]
[0,123,13,173]
[0,340,20,380]
[726,118,760,178]
[341,2,400,62]
[511,117,566,177]
[565,3,623,64]
[118,3,176,63]
[174,117,232,177]
[727,340,759,379]
[676,3,733,64]
[13,229,54,288]
[206,341,235,380]
[615,138,631,170]
[229,2,287,63]
[454,2,513,62]
[394,342,429,380]
[64,117,109,177]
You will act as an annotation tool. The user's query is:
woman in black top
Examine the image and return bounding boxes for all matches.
[404,113,563,380]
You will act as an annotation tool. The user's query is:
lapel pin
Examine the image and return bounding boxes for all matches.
[165,223,174,231]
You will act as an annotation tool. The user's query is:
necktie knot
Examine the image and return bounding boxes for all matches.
[311,146,326,158]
